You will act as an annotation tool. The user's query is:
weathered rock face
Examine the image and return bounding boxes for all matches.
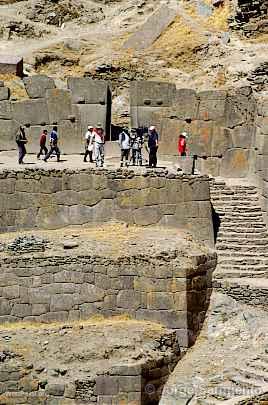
[0,168,214,246]
[0,224,216,348]
[229,0,268,36]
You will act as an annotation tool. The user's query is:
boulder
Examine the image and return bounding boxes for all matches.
[23,75,55,99]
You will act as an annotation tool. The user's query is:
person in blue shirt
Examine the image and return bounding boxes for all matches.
[148,126,159,168]
[44,126,60,162]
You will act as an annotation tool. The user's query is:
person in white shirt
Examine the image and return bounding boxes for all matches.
[92,123,105,167]
[83,125,94,163]
[118,127,130,167]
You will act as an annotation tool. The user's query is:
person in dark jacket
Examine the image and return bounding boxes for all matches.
[16,126,27,164]
[147,126,159,168]
[37,129,48,159]
[44,126,60,162]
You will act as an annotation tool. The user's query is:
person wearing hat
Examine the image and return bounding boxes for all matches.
[148,125,159,168]
[92,123,105,167]
[118,127,130,167]
[178,132,188,157]
[83,125,94,163]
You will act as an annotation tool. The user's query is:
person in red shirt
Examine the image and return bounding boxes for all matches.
[37,129,48,159]
[178,132,188,156]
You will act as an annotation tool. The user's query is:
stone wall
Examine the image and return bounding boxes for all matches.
[0,327,180,405]
[0,168,214,246]
[0,76,111,154]
[214,279,268,309]
[229,0,268,37]
[130,82,257,178]
[0,249,216,347]
[252,94,268,225]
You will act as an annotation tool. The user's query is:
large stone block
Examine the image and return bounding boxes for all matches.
[0,100,12,119]
[0,55,23,77]
[58,120,81,154]
[67,77,109,104]
[0,119,20,151]
[229,124,255,148]
[23,75,55,99]
[220,149,250,177]
[12,99,49,126]
[123,6,177,50]
[172,88,199,120]
[50,294,74,311]
[75,104,107,138]
[130,105,164,128]
[46,89,72,123]
[130,81,176,107]
[225,88,257,128]
[0,87,10,101]
[197,90,226,122]
[133,206,162,225]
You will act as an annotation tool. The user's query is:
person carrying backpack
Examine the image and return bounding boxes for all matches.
[118,127,130,167]
[44,126,60,162]
[37,129,48,159]
[16,126,27,164]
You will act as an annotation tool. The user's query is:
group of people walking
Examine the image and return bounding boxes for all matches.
[15,123,188,167]
[16,125,60,164]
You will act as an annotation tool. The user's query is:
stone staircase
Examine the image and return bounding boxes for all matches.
[196,350,268,404]
[209,179,268,308]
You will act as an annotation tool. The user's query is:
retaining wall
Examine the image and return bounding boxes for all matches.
[0,249,216,347]
[0,169,214,246]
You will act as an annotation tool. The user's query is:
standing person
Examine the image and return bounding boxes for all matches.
[44,126,60,163]
[178,132,188,156]
[130,128,143,166]
[148,126,159,168]
[37,129,48,159]
[92,123,105,168]
[83,125,94,163]
[118,127,130,167]
[16,126,27,164]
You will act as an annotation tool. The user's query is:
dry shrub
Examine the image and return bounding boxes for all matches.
[0,73,28,100]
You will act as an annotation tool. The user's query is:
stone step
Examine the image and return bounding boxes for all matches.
[222,207,262,213]
[217,244,268,252]
[197,398,223,405]
[219,212,264,218]
[248,360,268,372]
[219,224,267,231]
[217,238,268,245]
[229,374,265,389]
[215,270,268,279]
[239,367,268,383]
[218,264,268,271]
[218,231,268,238]
[209,382,244,400]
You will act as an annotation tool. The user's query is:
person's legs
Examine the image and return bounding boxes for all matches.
[83,149,89,162]
[95,143,101,167]
[154,147,158,167]
[44,147,53,162]
[18,146,23,164]
[89,150,93,163]
[120,149,124,167]
[125,149,130,166]
[55,146,60,162]
[149,148,153,167]
[100,144,104,167]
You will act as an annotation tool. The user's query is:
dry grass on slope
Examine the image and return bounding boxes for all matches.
[150,15,204,72]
